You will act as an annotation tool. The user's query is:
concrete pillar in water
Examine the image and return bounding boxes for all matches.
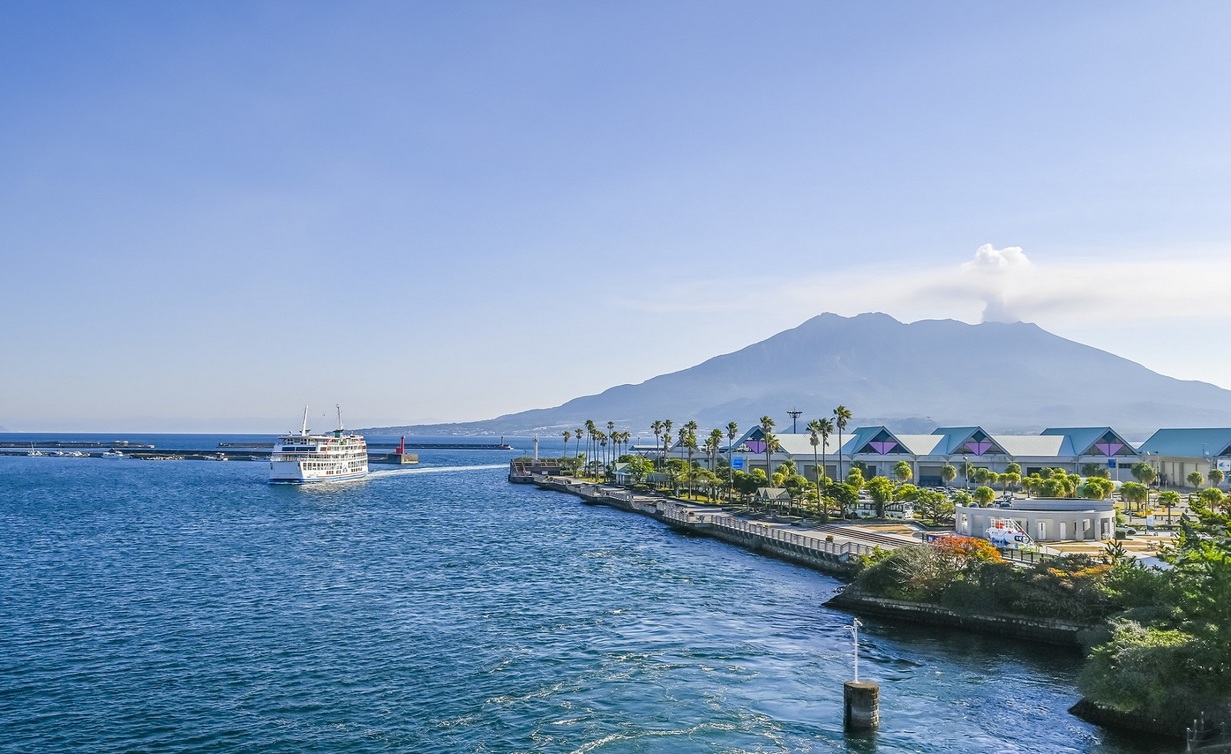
[843,680,880,730]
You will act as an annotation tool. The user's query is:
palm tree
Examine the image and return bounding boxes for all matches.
[685,430,698,500]
[819,418,833,483]
[763,432,781,496]
[726,421,739,504]
[650,420,663,470]
[833,405,852,480]
[663,419,674,465]
[807,419,823,490]
[575,427,584,460]
[707,428,723,472]
[759,415,776,481]
[584,420,596,478]
[683,420,698,473]
[562,430,571,463]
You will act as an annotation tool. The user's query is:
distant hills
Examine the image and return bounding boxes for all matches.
[365,313,1231,441]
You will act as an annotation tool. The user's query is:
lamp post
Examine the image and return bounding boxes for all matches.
[962,455,969,491]
[787,408,802,434]
[848,617,863,681]
[842,616,879,730]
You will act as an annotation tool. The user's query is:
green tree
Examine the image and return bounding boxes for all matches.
[845,466,865,491]
[1080,491,1231,718]
[584,420,596,478]
[684,430,699,499]
[625,456,654,485]
[972,485,996,506]
[941,464,957,487]
[1130,461,1157,487]
[650,420,664,469]
[1197,487,1225,511]
[1187,470,1204,489]
[833,405,852,479]
[759,415,776,481]
[726,421,739,503]
[828,482,859,520]
[893,460,913,483]
[1081,477,1115,500]
[915,489,955,526]
[706,429,723,472]
[1209,468,1225,488]
[1000,472,1021,492]
[815,417,834,482]
[807,419,824,489]
[1120,481,1149,512]
[563,430,571,460]
[866,476,895,518]
[1158,490,1181,525]
[1082,463,1112,479]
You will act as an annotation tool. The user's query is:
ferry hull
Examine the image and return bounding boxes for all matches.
[269,461,369,484]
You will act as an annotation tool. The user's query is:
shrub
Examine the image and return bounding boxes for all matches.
[853,545,948,602]
[1079,620,1207,715]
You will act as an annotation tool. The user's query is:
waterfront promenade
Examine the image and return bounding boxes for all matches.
[532,475,922,576]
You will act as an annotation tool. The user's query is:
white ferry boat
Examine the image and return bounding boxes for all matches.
[269,406,369,484]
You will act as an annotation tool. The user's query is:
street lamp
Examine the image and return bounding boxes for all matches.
[787,408,802,434]
[847,617,863,682]
[962,454,969,491]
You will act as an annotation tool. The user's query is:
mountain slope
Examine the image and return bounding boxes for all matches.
[370,313,1231,439]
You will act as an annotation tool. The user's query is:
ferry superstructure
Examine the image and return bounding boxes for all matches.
[269,406,369,484]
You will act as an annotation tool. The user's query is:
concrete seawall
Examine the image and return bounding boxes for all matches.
[534,477,870,577]
[825,591,1096,647]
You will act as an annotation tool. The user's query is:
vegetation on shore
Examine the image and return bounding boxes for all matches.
[849,537,1128,624]
[552,411,1231,728]
[847,498,1231,723]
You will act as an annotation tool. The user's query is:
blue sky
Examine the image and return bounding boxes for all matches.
[3,1,1230,431]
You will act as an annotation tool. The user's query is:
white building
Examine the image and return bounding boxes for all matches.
[955,498,1117,542]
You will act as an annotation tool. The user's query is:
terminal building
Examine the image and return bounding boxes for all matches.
[727,425,1141,485]
[1136,428,1231,488]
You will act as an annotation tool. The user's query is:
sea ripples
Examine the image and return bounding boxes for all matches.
[0,454,1160,752]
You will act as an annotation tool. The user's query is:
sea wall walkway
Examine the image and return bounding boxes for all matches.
[532,476,906,577]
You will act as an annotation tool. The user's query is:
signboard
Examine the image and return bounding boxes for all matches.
[732,457,744,470]
[1107,459,1116,468]
[1219,459,1231,472]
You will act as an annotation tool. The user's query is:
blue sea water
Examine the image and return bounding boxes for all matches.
[0,438,1169,753]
